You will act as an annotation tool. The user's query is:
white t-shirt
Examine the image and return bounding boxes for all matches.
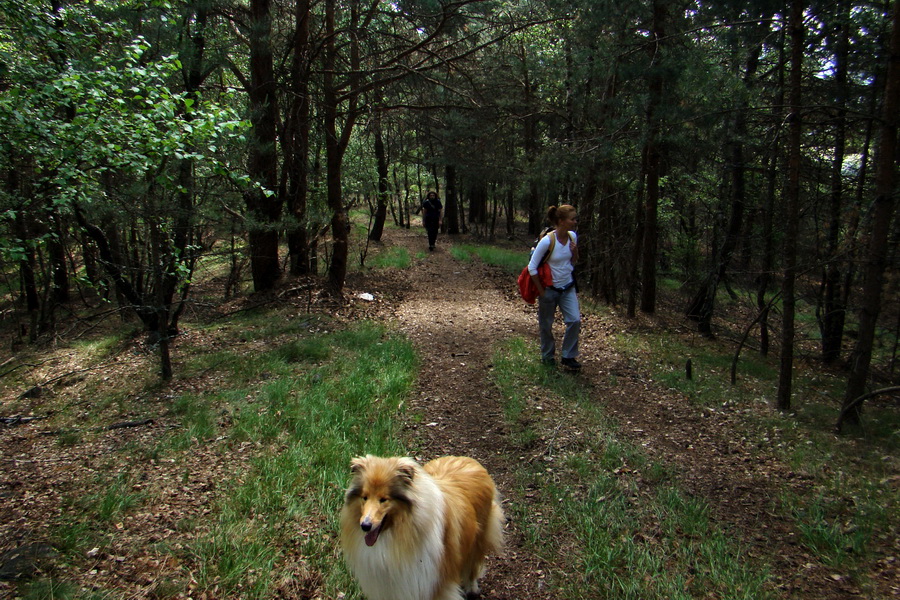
[527,231,576,287]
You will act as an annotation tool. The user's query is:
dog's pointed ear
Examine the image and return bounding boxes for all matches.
[350,456,367,474]
[397,458,417,484]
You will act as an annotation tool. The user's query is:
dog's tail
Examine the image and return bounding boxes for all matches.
[465,494,505,596]
[485,497,505,554]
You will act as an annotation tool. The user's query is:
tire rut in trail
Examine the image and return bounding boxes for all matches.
[381,232,562,600]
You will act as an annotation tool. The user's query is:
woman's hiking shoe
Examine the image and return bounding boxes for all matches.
[561,357,582,370]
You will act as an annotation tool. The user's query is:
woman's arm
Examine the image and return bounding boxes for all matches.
[527,235,552,275]
[528,235,553,297]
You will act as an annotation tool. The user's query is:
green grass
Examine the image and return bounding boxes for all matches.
[451,243,529,274]
[168,393,218,449]
[47,471,146,569]
[178,321,416,598]
[190,523,283,597]
[603,316,898,596]
[0,327,152,417]
[25,318,416,600]
[53,469,147,539]
[18,578,113,600]
[69,331,134,359]
[222,311,324,342]
[273,338,333,363]
[784,491,876,569]
[490,337,774,600]
[607,327,777,408]
[50,518,97,556]
[10,237,897,599]
[89,470,146,523]
[370,245,411,269]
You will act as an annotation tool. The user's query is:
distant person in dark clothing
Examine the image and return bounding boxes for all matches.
[418,191,443,251]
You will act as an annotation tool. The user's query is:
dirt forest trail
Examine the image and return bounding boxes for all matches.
[362,225,877,600]
[370,227,560,598]
[0,225,892,600]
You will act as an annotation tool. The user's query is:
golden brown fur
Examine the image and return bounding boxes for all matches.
[340,455,504,600]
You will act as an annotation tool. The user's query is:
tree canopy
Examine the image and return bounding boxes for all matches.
[1,0,897,422]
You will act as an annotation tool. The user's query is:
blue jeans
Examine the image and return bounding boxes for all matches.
[537,286,580,362]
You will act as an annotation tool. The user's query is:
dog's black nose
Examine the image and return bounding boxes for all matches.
[361,520,372,532]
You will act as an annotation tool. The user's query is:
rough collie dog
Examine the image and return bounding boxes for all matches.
[340,455,504,600]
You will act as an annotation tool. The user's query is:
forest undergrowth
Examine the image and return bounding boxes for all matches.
[0,226,897,600]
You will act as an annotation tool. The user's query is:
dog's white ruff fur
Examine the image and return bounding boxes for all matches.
[343,468,463,600]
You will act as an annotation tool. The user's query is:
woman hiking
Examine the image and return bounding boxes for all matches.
[527,204,581,370]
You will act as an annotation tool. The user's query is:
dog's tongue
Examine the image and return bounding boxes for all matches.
[364,527,380,547]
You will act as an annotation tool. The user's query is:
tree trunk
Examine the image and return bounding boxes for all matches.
[73,206,159,333]
[758,145,777,357]
[581,162,599,300]
[14,211,40,319]
[639,132,659,314]
[171,2,209,332]
[48,209,69,304]
[245,0,281,292]
[820,0,851,364]
[287,0,312,276]
[685,46,759,336]
[506,186,514,237]
[628,146,647,319]
[839,0,900,427]
[758,25,787,358]
[640,0,666,315]
[837,86,877,334]
[324,128,349,295]
[444,165,460,235]
[323,0,361,295]
[148,215,174,380]
[520,41,541,235]
[469,181,487,225]
[369,112,389,241]
[776,0,805,412]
